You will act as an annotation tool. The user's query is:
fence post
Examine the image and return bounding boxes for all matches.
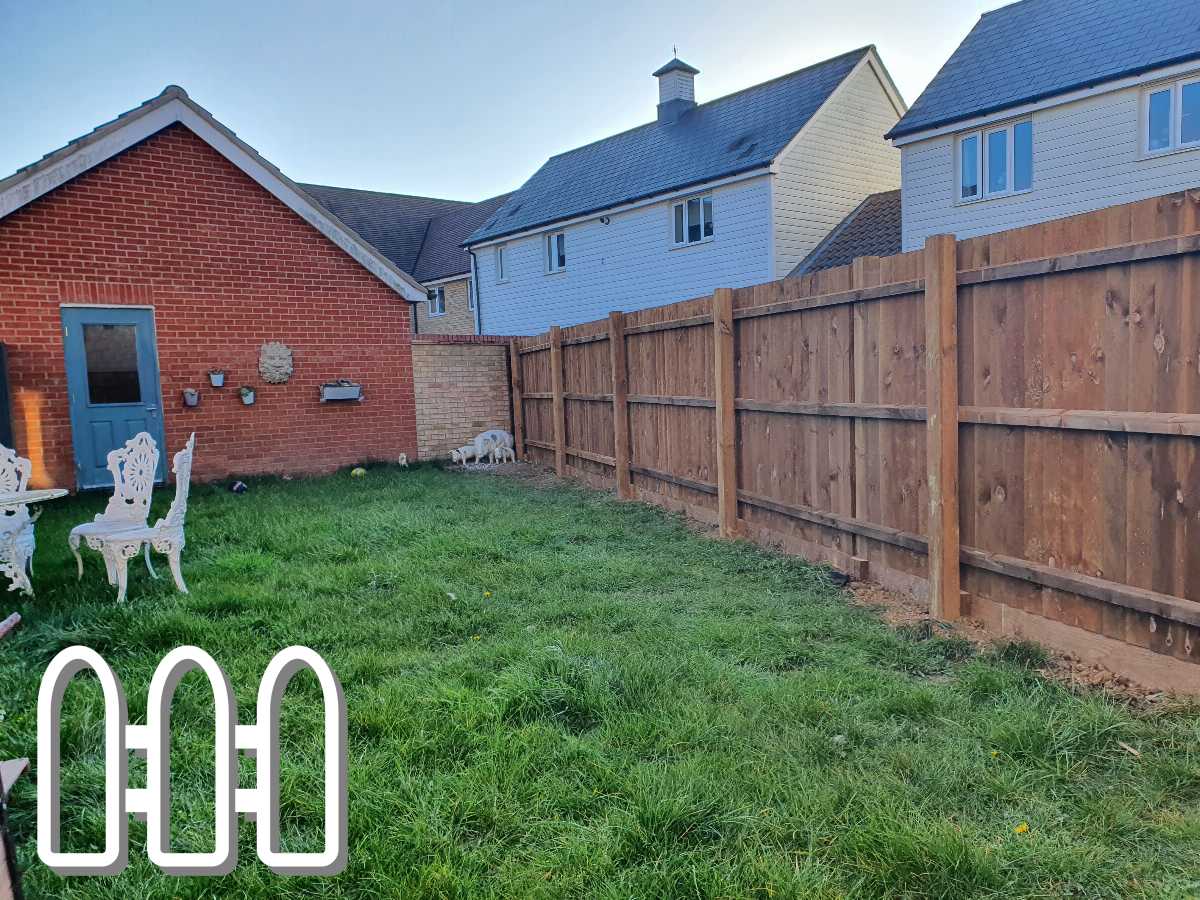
[549,325,566,476]
[712,288,739,538]
[508,340,526,459]
[608,311,633,499]
[849,256,878,581]
[924,234,961,620]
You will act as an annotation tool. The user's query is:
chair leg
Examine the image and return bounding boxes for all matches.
[167,547,188,595]
[113,551,130,604]
[144,544,158,579]
[69,533,84,580]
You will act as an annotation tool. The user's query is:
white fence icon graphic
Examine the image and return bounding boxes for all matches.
[36,645,347,876]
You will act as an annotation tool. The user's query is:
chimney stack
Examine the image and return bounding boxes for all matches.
[653,58,699,124]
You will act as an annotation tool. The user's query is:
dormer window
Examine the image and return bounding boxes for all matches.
[957,119,1032,201]
[1144,76,1200,154]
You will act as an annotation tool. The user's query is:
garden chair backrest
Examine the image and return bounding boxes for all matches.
[98,432,159,526]
[0,445,31,523]
[156,433,196,531]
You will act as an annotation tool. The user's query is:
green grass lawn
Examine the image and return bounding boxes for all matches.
[1,465,1198,898]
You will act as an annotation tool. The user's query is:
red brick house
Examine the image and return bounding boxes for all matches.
[0,86,428,489]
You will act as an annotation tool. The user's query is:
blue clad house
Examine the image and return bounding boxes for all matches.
[887,0,1200,251]
[466,47,906,334]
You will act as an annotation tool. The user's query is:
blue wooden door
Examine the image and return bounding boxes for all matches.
[61,307,166,489]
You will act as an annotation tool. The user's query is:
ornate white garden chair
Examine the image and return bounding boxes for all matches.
[0,445,36,596]
[72,434,195,603]
[69,431,159,599]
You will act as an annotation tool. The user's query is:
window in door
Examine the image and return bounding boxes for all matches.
[83,324,142,404]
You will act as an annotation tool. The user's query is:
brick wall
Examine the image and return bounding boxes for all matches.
[411,335,513,459]
[0,123,418,487]
[415,276,476,335]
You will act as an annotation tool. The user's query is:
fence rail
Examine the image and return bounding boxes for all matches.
[510,189,1200,680]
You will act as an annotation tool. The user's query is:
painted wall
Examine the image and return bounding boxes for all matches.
[901,70,1200,250]
[415,276,476,335]
[0,123,418,487]
[772,59,903,278]
[477,175,773,335]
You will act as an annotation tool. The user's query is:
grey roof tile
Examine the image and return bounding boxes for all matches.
[789,190,901,276]
[301,185,510,281]
[888,0,1200,139]
[414,193,511,282]
[300,183,467,274]
[468,47,872,245]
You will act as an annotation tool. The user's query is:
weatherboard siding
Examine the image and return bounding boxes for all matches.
[901,73,1200,251]
[478,176,772,335]
[772,60,902,278]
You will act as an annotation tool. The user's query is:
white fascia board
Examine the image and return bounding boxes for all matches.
[891,58,1200,147]
[465,168,771,250]
[0,90,428,304]
[421,272,470,287]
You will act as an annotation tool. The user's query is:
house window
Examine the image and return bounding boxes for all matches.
[427,286,445,317]
[957,119,1032,201]
[672,194,714,245]
[1144,76,1200,153]
[545,231,566,273]
[468,278,476,310]
[495,245,507,282]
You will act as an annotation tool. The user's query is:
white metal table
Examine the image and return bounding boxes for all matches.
[1,488,68,594]
[0,489,69,510]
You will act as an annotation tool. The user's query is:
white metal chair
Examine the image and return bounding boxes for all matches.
[0,445,36,596]
[72,434,195,603]
[69,431,159,600]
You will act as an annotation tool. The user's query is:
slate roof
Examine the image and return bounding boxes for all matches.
[467,46,874,245]
[301,185,510,282]
[413,193,511,282]
[788,190,901,276]
[887,0,1200,140]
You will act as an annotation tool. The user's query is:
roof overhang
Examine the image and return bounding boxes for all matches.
[887,53,1200,145]
[464,165,772,250]
[0,86,428,303]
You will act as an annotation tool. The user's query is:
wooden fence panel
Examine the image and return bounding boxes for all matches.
[508,188,1200,684]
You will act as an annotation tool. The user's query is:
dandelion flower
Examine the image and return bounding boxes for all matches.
[1014,822,1029,834]
[991,750,999,758]
[471,635,481,642]
[484,590,493,598]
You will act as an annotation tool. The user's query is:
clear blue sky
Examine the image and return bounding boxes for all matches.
[1,0,999,202]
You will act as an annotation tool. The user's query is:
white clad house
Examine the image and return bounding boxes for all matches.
[466,47,906,334]
[889,0,1200,251]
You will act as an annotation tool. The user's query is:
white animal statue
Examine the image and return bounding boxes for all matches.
[397,453,408,468]
[494,447,515,464]
[450,445,476,466]
[473,429,514,463]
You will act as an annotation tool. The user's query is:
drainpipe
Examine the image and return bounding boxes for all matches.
[469,249,483,335]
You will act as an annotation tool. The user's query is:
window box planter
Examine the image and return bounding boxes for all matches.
[208,370,226,388]
[182,388,200,408]
[239,386,256,406]
[320,380,363,403]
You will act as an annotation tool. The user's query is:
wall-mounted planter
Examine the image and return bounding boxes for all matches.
[208,370,226,387]
[182,388,200,408]
[320,380,363,403]
[239,386,256,406]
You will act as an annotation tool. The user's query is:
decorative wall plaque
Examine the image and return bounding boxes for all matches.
[258,342,294,384]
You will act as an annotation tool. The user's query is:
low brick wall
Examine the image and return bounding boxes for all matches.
[412,335,516,460]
